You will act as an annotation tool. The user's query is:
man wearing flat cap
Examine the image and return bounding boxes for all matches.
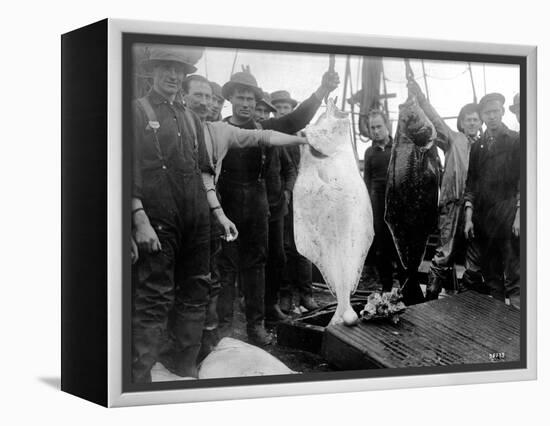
[131,44,213,382]
[255,91,277,122]
[208,81,225,122]
[463,92,521,309]
[216,70,339,344]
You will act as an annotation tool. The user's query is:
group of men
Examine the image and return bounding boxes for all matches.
[131,44,338,382]
[130,44,522,384]
[363,79,521,310]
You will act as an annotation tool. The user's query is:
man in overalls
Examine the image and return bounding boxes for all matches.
[216,70,339,345]
[131,45,213,382]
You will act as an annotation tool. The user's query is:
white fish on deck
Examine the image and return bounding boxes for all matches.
[294,99,374,326]
[151,362,196,382]
[198,338,297,379]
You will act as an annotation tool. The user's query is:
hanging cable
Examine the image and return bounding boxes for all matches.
[483,63,487,95]
[468,62,477,103]
[229,49,239,78]
[204,50,209,79]
[421,60,430,103]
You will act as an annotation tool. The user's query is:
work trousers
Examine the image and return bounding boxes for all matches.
[132,184,211,383]
[480,233,520,308]
[197,216,223,362]
[371,186,402,292]
[477,200,520,308]
[216,178,269,334]
[461,237,487,294]
[265,217,286,307]
[281,198,313,299]
[427,200,462,297]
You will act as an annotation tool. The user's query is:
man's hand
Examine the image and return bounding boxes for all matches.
[215,210,239,242]
[134,221,162,253]
[464,219,475,240]
[131,237,139,264]
[512,209,520,238]
[315,71,340,101]
[321,71,340,93]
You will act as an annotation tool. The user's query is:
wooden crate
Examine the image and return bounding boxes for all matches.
[277,300,367,354]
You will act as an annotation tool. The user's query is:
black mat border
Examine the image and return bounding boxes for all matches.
[121,31,528,394]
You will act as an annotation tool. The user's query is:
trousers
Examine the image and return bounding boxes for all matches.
[132,191,211,382]
[216,178,269,333]
[265,217,286,307]
[281,198,313,298]
[371,186,402,292]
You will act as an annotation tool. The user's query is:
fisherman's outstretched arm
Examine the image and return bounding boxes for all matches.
[211,122,308,151]
[407,79,452,152]
[262,71,340,134]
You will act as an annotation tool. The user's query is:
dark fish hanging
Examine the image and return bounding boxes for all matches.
[385,96,440,305]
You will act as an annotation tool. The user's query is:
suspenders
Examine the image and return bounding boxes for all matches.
[255,121,267,182]
[136,96,200,167]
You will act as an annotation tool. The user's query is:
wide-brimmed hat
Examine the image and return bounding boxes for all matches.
[209,81,224,100]
[222,72,263,101]
[509,92,520,114]
[142,44,204,74]
[478,92,505,111]
[270,90,298,108]
[257,91,277,112]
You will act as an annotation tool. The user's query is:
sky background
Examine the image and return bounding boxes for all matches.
[191,46,519,160]
[135,43,520,161]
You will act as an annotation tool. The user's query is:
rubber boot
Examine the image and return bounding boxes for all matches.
[278,293,292,314]
[462,269,488,294]
[401,270,425,306]
[299,293,320,311]
[265,303,288,323]
[132,329,159,383]
[172,299,208,378]
[241,267,272,345]
[508,293,520,310]
[425,269,442,301]
[197,328,220,363]
[247,324,273,346]
[216,272,236,338]
[197,293,221,363]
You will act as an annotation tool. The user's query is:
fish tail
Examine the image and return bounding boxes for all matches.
[400,269,425,306]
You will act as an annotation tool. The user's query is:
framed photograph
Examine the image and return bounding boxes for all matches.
[61,18,537,407]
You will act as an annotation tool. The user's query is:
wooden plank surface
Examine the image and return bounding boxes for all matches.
[322,291,520,370]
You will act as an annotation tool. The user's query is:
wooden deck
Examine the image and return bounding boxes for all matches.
[322,291,521,370]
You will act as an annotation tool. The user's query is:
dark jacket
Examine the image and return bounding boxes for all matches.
[363,138,393,195]
[265,146,296,220]
[464,124,520,240]
[219,92,322,217]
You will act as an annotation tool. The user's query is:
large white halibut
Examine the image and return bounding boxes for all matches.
[294,100,374,325]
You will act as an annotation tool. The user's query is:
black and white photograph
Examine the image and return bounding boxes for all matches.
[125,34,526,388]
[3,0,547,419]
